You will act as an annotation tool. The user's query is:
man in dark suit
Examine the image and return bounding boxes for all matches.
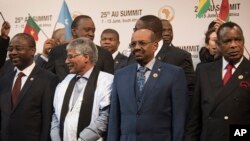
[0,33,58,141]
[130,15,195,97]
[100,28,128,72]
[157,19,195,96]
[0,21,10,69]
[46,15,114,81]
[184,22,250,141]
[107,29,187,141]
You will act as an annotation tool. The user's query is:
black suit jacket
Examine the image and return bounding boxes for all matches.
[156,43,195,96]
[114,52,128,72]
[184,57,250,141]
[46,43,114,81]
[34,54,48,69]
[0,36,9,69]
[0,65,59,141]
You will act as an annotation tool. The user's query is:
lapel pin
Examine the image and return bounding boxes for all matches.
[30,77,34,81]
[115,61,119,64]
[238,75,243,80]
[153,73,158,78]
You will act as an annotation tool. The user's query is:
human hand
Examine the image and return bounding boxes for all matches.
[1,21,10,39]
[42,39,57,57]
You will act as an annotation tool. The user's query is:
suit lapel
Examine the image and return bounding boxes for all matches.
[12,65,40,112]
[137,61,162,111]
[128,64,138,108]
[156,44,168,61]
[5,71,16,113]
[209,58,250,114]
[114,53,122,70]
[208,60,223,96]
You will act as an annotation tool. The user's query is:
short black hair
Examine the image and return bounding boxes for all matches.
[216,22,244,45]
[138,15,162,40]
[101,28,119,40]
[12,33,36,48]
[71,15,92,29]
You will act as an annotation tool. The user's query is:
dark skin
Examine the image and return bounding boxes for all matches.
[161,20,173,45]
[217,26,244,64]
[8,35,36,70]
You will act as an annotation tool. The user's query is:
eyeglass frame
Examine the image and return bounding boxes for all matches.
[66,54,82,60]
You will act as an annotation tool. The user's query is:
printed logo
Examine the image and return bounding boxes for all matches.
[158,5,175,21]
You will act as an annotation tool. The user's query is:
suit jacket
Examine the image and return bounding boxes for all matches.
[156,43,195,96]
[107,60,188,141]
[34,54,48,69]
[114,52,128,72]
[184,57,250,141]
[0,65,59,141]
[0,36,9,69]
[46,43,114,81]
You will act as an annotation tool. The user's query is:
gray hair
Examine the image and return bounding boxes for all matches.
[66,37,98,64]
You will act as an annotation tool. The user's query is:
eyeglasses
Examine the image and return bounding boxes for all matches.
[66,54,82,60]
[129,40,153,48]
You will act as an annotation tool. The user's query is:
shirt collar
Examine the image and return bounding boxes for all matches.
[137,58,155,71]
[222,57,243,69]
[76,67,94,79]
[112,50,119,59]
[16,62,35,77]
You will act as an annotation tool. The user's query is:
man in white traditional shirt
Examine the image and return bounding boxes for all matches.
[50,37,113,141]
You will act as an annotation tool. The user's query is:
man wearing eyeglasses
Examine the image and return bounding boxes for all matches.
[50,37,113,141]
[127,15,195,101]
[0,33,59,141]
[107,29,187,141]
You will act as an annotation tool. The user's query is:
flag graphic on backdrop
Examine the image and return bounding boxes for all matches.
[219,0,230,21]
[57,0,72,41]
[197,0,211,18]
[24,16,41,41]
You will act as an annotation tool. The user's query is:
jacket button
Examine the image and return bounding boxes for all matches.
[224,116,229,120]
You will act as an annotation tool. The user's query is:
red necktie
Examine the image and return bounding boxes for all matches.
[12,72,25,108]
[223,64,234,85]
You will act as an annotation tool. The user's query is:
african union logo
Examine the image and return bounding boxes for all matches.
[158,5,175,21]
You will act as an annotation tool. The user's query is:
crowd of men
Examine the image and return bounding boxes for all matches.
[0,14,249,141]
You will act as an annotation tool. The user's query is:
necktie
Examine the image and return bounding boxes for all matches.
[137,66,147,92]
[72,77,88,107]
[12,72,25,108]
[223,63,234,85]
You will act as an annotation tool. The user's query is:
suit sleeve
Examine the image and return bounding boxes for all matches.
[184,66,202,141]
[34,54,48,69]
[181,52,195,97]
[172,68,188,141]
[0,36,9,69]
[107,75,120,141]
[96,47,114,74]
[40,74,59,141]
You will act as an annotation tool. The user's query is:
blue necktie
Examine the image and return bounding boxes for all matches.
[137,66,147,92]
